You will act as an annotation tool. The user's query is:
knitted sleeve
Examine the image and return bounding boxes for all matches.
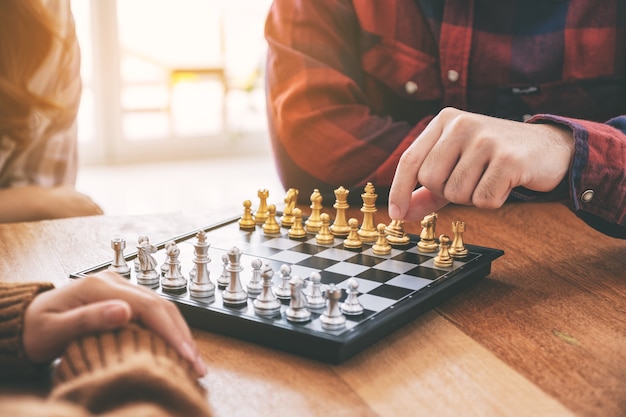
[0,281,55,377]
[51,324,213,417]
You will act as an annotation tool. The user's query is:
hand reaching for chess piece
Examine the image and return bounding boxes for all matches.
[389,108,574,222]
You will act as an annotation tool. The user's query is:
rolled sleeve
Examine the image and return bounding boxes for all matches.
[528,114,626,238]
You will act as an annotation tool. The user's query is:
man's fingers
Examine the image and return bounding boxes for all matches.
[403,187,450,222]
[389,114,446,219]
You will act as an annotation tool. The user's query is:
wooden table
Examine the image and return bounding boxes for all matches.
[1,201,624,417]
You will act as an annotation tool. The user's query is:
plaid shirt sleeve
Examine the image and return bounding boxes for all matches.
[527,115,626,238]
[265,0,431,202]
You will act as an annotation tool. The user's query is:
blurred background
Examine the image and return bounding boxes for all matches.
[71,0,282,215]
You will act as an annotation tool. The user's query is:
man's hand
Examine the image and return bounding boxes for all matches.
[23,272,207,377]
[388,108,575,221]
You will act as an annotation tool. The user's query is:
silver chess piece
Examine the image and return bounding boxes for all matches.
[108,237,131,278]
[275,264,292,300]
[135,235,159,288]
[221,247,247,307]
[320,284,346,330]
[189,231,215,298]
[305,271,325,310]
[340,278,364,316]
[253,264,281,317]
[246,258,263,296]
[217,253,230,288]
[285,275,311,323]
[161,242,187,294]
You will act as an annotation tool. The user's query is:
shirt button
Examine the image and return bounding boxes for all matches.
[447,70,459,82]
[580,190,594,203]
[404,81,418,94]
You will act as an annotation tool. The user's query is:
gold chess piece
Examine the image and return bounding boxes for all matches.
[384,219,410,246]
[417,212,438,253]
[330,186,350,236]
[315,213,335,245]
[357,182,378,242]
[238,199,256,230]
[305,189,323,233]
[343,218,362,249]
[450,220,468,258]
[254,189,269,225]
[372,223,392,255]
[262,204,281,235]
[280,188,298,228]
[433,234,454,268]
[288,208,307,239]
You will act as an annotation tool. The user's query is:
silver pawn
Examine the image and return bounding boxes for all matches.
[217,253,230,288]
[340,278,363,315]
[305,271,325,310]
[285,275,311,323]
[108,237,131,278]
[222,247,247,307]
[160,241,176,276]
[253,264,281,317]
[320,284,346,330]
[161,242,187,294]
[275,264,292,300]
[189,231,215,298]
[246,258,263,296]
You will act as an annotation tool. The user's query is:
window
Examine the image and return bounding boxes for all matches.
[72,0,272,165]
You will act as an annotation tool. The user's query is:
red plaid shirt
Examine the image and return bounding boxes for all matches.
[265,0,626,237]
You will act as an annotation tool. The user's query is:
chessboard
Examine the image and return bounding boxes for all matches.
[70,186,504,364]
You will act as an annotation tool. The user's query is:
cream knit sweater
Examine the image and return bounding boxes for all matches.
[0,282,213,417]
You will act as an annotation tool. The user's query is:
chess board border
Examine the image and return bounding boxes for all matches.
[70,214,505,364]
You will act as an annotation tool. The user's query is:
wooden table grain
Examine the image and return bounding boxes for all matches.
[1,201,624,417]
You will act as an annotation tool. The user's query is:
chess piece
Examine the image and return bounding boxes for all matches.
[315,213,335,245]
[417,212,438,253]
[280,188,299,228]
[254,189,269,225]
[262,204,281,235]
[384,219,410,246]
[189,230,215,298]
[343,218,362,249]
[160,241,175,276]
[433,234,454,268]
[217,253,230,288]
[320,284,346,330]
[450,220,469,258]
[275,264,292,300]
[341,278,364,316]
[108,237,131,278]
[253,264,281,317]
[161,242,187,294]
[134,235,149,271]
[285,275,311,323]
[135,235,159,288]
[238,200,256,230]
[305,188,323,233]
[357,182,378,242]
[288,207,307,239]
[246,258,263,296]
[372,223,392,255]
[222,247,248,307]
[305,271,325,310]
[330,186,350,236]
